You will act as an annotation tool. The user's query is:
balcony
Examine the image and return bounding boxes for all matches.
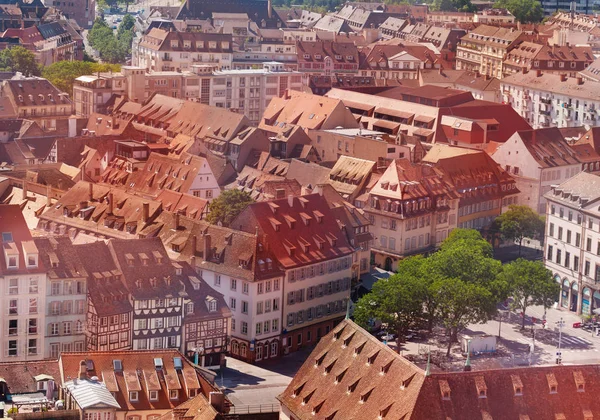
[540,97,552,105]
[163,56,173,62]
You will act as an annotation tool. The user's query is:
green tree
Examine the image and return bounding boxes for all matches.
[496,205,545,256]
[432,0,476,12]
[355,229,506,356]
[42,61,121,95]
[0,46,40,76]
[88,17,133,64]
[206,190,254,227]
[494,0,544,22]
[501,258,559,329]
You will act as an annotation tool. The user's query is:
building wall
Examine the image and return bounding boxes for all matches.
[45,276,87,358]
[0,272,47,361]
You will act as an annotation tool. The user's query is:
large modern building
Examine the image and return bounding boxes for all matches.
[544,171,600,315]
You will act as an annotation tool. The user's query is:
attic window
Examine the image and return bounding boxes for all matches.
[380,360,392,375]
[347,379,359,394]
[314,352,327,367]
[366,351,379,366]
[292,382,305,398]
[334,368,347,384]
[324,360,336,375]
[359,388,373,404]
[354,342,366,356]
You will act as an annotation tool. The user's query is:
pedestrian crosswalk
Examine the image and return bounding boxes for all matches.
[559,335,593,346]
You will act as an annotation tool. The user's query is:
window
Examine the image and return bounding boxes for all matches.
[149,390,158,401]
[256,322,262,335]
[566,230,571,244]
[242,301,248,314]
[51,282,60,295]
[587,237,592,252]
[214,275,221,286]
[8,340,17,357]
[574,256,580,272]
[230,278,237,291]
[29,298,37,314]
[9,278,18,294]
[29,279,38,293]
[8,319,17,335]
[28,318,37,334]
[28,339,37,355]
[547,245,553,260]
[257,301,263,314]
[241,321,248,335]
[272,319,279,332]
[63,322,72,335]
[558,227,563,240]
[242,282,249,294]
[230,298,236,310]
[585,260,591,276]
[129,391,139,402]
[273,298,280,311]
[556,249,562,264]
[9,299,17,315]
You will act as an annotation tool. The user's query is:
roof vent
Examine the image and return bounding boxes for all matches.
[154,358,164,370]
[174,357,183,370]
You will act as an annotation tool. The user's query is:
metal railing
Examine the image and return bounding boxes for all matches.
[227,403,280,414]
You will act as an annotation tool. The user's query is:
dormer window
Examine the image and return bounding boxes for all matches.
[347,379,359,394]
[27,255,37,267]
[8,256,17,268]
[515,387,522,396]
[550,385,557,394]
[303,54,310,59]
[478,389,487,398]
[359,388,373,404]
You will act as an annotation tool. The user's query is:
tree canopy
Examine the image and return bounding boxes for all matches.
[88,16,135,63]
[0,46,40,76]
[494,0,544,22]
[431,0,477,12]
[206,190,255,227]
[354,229,507,356]
[41,61,121,95]
[495,205,545,256]
[499,258,559,329]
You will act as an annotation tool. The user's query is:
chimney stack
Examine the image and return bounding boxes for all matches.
[108,192,114,215]
[209,392,225,412]
[536,69,542,77]
[88,182,93,202]
[275,188,285,199]
[142,202,150,223]
[203,233,211,260]
[22,181,27,200]
[577,76,583,85]
[560,73,567,82]
[268,0,272,19]
[79,360,87,380]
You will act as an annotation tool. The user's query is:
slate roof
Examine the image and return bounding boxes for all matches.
[511,128,581,168]
[0,360,62,394]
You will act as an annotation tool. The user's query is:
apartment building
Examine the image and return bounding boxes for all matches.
[134,28,233,72]
[34,237,87,359]
[44,0,94,27]
[503,43,594,77]
[362,159,458,270]
[233,194,353,356]
[544,172,600,315]
[456,25,525,78]
[1,77,73,132]
[501,71,600,129]
[491,128,581,213]
[154,213,285,364]
[0,205,46,362]
[358,44,440,80]
[295,40,359,75]
[194,61,303,124]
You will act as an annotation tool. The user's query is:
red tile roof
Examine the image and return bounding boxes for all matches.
[232,193,353,269]
[59,350,222,412]
[0,360,62,394]
[0,204,45,276]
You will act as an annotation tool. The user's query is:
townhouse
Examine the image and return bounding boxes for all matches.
[362,159,458,270]
[358,44,441,80]
[456,25,526,78]
[34,237,87,358]
[501,71,600,129]
[0,205,46,362]
[503,43,594,77]
[544,172,600,315]
[60,350,228,420]
[295,40,359,76]
[233,194,353,356]
[134,29,233,72]
[1,77,73,131]
[491,128,581,214]
[154,212,285,364]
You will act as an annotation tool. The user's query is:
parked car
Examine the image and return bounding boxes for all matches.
[380,333,397,342]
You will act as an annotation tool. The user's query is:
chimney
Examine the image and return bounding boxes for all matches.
[88,182,93,201]
[142,202,150,223]
[521,67,528,74]
[536,69,542,77]
[275,188,285,199]
[560,73,567,82]
[209,392,225,412]
[22,181,27,200]
[268,0,272,19]
[79,360,87,380]
[577,76,583,85]
[288,194,294,208]
[203,234,211,260]
[108,192,114,215]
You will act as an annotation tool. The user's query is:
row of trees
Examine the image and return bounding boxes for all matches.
[354,228,558,356]
[494,0,544,23]
[41,61,121,95]
[0,46,41,77]
[88,15,135,63]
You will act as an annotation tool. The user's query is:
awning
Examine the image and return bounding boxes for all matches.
[413,128,435,139]
[33,374,54,382]
[374,107,413,120]
[372,119,400,130]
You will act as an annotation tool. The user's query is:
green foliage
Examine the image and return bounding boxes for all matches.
[7,407,18,415]
[499,258,559,328]
[355,229,507,356]
[431,0,476,12]
[42,61,121,95]
[495,205,545,255]
[206,190,254,227]
[0,46,40,76]
[494,0,544,22]
[87,16,135,63]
